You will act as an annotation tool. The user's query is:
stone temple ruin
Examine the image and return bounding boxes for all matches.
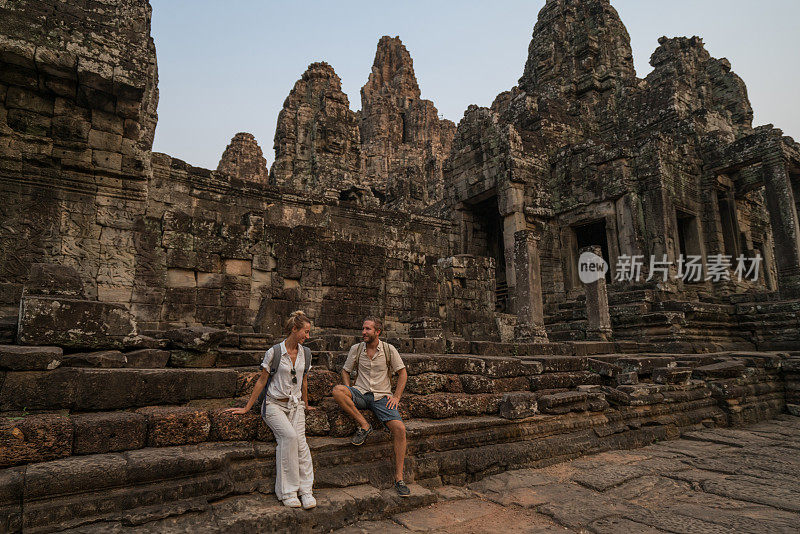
[1,0,799,531]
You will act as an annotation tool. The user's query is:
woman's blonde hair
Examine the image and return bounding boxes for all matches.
[284,310,311,335]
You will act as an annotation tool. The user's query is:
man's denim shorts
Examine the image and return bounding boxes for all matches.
[348,387,402,422]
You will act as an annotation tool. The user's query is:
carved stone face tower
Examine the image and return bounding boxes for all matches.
[519,0,636,99]
[271,62,362,196]
[359,36,455,211]
[216,132,269,184]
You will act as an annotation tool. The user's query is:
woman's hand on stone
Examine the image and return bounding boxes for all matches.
[224,407,249,415]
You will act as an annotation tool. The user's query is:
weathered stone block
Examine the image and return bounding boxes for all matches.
[319,398,357,437]
[445,338,471,354]
[538,391,589,414]
[403,354,484,375]
[236,370,261,398]
[17,297,138,350]
[238,335,271,350]
[87,128,122,151]
[493,376,531,392]
[529,371,601,390]
[692,361,746,379]
[613,371,638,386]
[168,350,218,368]
[408,393,502,419]
[136,406,211,447]
[783,359,800,373]
[498,392,538,419]
[305,408,330,436]
[412,337,445,353]
[459,374,495,394]
[165,269,196,288]
[0,414,72,468]
[92,149,122,170]
[197,273,223,289]
[5,87,54,114]
[123,349,170,368]
[586,358,623,377]
[616,357,676,375]
[72,412,146,455]
[164,326,227,351]
[23,264,85,298]
[482,356,538,378]
[0,345,62,371]
[0,368,238,411]
[586,392,610,411]
[308,368,339,404]
[652,367,692,385]
[215,349,262,368]
[223,259,252,276]
[407,373,456,395]
[529,356,588,372]
[209,409,258,441]
[60,350,127,368]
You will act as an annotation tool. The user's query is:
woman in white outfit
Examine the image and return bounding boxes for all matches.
[225,311,316,509]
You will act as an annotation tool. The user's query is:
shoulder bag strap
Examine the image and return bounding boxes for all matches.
[383,341,392,374]
[303,346,312,374]
[257,344,282,413]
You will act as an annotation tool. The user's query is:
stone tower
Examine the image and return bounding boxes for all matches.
[270,62,362,197]
[216,132,269,184]
[360,36,455,211]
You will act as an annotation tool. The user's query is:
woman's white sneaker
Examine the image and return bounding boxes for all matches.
[282,496,302,508]
[300,493,317,510]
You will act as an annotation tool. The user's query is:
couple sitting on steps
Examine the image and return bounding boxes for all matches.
[225,312,409,510]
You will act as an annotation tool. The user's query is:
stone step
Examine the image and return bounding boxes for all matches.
[1,394,743,533]
[547,330,585,342]
[4,384,570,468]
[0,317,17,344]
[0,368,240,412]
[1,351,785,467]
[60,484,437,533]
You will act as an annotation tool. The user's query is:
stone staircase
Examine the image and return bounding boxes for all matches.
[1,330,794,533]
[545,288,757,351]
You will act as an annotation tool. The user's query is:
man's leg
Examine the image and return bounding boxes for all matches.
[331,384,370,430]
[384,419,406,482]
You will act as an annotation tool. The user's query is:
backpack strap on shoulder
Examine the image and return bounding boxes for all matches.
[302,346,312,374]
[383,341,392,374]
[351,342,366,380]
[256,344,282,414]
[269,344,282,375]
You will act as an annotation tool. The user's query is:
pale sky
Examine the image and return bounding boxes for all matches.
[150,0,800,170]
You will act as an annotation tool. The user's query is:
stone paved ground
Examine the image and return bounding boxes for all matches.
[335,415,800,533]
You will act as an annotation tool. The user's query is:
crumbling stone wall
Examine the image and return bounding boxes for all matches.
[0,0,158,325]
[137,153,457,337]
[2,0,800,348]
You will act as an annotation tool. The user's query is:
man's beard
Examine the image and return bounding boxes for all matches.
[363,333,376,343]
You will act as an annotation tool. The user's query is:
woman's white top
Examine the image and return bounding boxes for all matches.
[261,340,308,400]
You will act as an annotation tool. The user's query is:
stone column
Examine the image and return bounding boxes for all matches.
[580,245,612,341]
[762,151,800,298]
[499,185,526,313]
[513,230,548,342]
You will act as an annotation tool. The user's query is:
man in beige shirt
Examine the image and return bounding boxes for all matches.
[331,317,410,496]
